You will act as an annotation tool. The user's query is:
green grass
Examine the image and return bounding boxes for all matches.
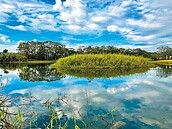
[0,60,55,64]
[52,54,153,69]
[26,60,55,64]
[153,60,172,65]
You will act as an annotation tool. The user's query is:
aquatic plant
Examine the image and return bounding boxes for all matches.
[0,91,126,129]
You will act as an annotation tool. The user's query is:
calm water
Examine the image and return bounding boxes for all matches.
[0,64,172,129]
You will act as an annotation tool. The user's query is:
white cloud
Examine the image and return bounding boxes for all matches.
[126,19,162,29]
[7,25,27,31]
[0,34,11,43]
[0,44,18,52]
[29,14,58,32]
[53,0,62,10]
[107,5,126,17]
[17,15,28,23]
[91,16,108,23]
[126,34,156,42]
[121,0,133,7]
[65,25,81,31]
[0,12,9,22]
[86,23,98,30]
[107,25,119,32]
[0,0,171,50]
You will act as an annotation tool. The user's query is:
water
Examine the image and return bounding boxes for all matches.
[0,64,172,129]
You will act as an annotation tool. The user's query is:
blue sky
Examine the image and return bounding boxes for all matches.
[0,0,172,52]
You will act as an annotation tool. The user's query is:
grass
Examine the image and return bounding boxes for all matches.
[153,60,172,65]
[26,60,55,64]
[0,92,121,129]
[0,60,55,64]
[52,54,153,69]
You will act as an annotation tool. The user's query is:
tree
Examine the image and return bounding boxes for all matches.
[3,49,8,53]
[17,41,69,60]
[157,46,172,59]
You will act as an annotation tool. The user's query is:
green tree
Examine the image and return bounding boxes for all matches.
[157,46,172,59]
[3,49,8,53]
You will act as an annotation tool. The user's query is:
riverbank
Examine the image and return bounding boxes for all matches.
[153,60,172,65]
[0,60,55,64]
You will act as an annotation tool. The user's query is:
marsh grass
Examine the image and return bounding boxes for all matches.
[52,54,153,79]
[52,54,153,69]
[153,60,172,65]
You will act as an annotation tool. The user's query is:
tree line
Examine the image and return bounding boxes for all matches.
[0,40,172,62]
[17,40,75,60]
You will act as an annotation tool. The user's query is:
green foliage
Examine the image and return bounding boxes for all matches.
[52,54,153,69]
[157,46,172,57]
[76,46,151,58]
[0,53,27,62]
[3,49,8,53]
[18,41,76,60]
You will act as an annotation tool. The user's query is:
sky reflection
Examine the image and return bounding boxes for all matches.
[0,67,172,128]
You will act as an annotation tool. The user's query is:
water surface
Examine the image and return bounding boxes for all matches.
[0,64,172,129]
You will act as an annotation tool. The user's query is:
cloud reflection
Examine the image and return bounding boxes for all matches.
[1,68,172,128]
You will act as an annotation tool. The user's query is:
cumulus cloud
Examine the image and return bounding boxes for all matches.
[91,16,108,23]
[0,34,11,43]
[53,0,62,10]
[0,44,18,52]
[0,0,171,50]
[7,25,27,31]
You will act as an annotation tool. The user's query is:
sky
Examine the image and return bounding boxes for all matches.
[0,0,172,52]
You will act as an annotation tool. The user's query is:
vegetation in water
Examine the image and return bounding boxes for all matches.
[52,54,153,69]
[55,67,150,79]
[0,90,123,129]
[153,60,172,65]
[0,65,171,128]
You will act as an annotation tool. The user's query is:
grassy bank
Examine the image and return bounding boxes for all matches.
[153,60,172,65]
[26,60,55,64]
[0,60,55,64]
[52,54,153,69]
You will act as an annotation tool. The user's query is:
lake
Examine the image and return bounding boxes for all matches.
[0,64,172,129]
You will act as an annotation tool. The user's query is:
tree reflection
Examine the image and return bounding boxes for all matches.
[19,64,65,82]
[156,65,172,78]
[0,63,65,82]
[56,67,150,80]
[0,63,25,70]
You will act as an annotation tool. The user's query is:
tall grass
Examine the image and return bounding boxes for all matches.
[52,54,152,69]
